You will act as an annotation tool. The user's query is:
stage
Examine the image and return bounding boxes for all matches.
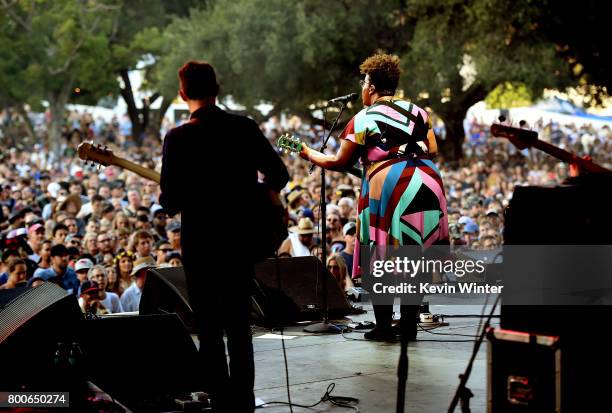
[201,301,500,412]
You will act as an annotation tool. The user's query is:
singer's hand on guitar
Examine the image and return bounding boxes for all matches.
[299,144,312,161]
[276,133,359,172]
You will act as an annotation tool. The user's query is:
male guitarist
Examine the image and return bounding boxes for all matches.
[159,61,289,413]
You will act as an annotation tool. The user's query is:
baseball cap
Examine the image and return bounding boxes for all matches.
[298,207,314,220]
[47,182,61,198]
[486,209,499,217]
[343,222,357,236]
[166,221,181,233]
[7,228,27,239]
[74,258,94,272]
[150,204,166,217]
[166,251,182,262]
[457,216,475,226]
[28,223,44,235]
[154,238,170,249]
[79,280,101,296]
[65,234,82,244]
[463,222,479,234]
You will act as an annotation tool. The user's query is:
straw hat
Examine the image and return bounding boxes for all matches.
[130,256,156,276]
[287,189,306,207]
[289,218,317,235]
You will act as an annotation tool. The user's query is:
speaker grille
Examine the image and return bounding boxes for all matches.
[0,282,70,343]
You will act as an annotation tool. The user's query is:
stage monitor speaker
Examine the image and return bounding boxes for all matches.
[254,256,352,325]
[140,266,196,333]
[78,313,201,411]
[502,181,612,335]
[0,282,82,390]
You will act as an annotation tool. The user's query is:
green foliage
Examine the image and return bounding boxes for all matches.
[485,83,533,109]
[153,0,407,118]
[0,0,120,106]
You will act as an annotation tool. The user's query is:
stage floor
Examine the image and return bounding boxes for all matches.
[248,299,500,413]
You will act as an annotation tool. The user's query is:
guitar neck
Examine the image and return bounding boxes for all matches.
[111,156,161,183]
[532,140,612,175]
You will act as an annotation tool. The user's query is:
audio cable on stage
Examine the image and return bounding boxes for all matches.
[259,383,359,412]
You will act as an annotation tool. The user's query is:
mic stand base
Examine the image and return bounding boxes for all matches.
[303,321,342,334]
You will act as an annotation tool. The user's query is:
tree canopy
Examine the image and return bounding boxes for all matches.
[1,0,610,161]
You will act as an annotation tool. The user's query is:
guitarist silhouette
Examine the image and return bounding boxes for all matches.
[159,61,289,413]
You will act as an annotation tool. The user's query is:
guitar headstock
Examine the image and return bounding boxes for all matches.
[77,142,114,167]
[277,133,303,154]
[490,118,538,150]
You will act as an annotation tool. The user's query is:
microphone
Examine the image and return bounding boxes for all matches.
[328,93,358,104]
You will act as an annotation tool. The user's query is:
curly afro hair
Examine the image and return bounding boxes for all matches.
[359,54,401,96]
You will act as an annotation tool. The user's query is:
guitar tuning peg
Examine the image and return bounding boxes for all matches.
[498,115,506,123]
[519,120,527,128]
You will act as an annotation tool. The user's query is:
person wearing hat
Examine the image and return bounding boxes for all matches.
[166,221,181,252]
[286,189,307,214]
[27,223,46,262]
[78,280,108,315]
[32,244,79,295]
[463,222,480,246]
[278,218,317,257]
[167,251,183,267]
[151,205,168,241]
[74,258,94,283]
[120,256,156,312]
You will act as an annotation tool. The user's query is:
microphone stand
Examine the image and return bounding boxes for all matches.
[304,101,348,334]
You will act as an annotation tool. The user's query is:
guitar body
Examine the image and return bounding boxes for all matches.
[251,183,288,263]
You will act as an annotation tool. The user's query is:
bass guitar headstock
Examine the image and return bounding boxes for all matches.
[490,117,538,150]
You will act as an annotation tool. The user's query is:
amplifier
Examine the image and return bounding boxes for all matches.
[487,328,560,412]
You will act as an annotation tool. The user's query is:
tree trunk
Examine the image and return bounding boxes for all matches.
[438,111,467,165]
[15,104,36,144]
[119,69,144,140]
[48,98,65,163]
[148,96,173,139]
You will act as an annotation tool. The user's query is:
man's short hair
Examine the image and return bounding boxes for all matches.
[178,61,219,100]
[52,223,68,236]
[91,194,105,203]
[50,244,68,257]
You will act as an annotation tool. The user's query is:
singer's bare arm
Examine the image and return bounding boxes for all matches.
[299,139,360,171]
[427,129,438,155]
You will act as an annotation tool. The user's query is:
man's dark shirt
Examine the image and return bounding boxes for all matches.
[159,105,289,266]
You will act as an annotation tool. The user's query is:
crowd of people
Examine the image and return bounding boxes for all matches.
[1,107,611,312]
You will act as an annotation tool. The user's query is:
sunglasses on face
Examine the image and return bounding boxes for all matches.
[327,265,340,270]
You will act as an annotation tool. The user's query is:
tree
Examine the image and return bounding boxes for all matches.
[153,0,409,124]
[107,0,196,140]
[400,0,572,162]
[0,0,120,156]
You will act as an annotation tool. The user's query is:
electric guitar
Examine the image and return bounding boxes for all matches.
[490,121,612,176]
[77,141,288,261]
[77,142,161,183]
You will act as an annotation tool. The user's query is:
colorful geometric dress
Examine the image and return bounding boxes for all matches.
[339,98,449,277]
